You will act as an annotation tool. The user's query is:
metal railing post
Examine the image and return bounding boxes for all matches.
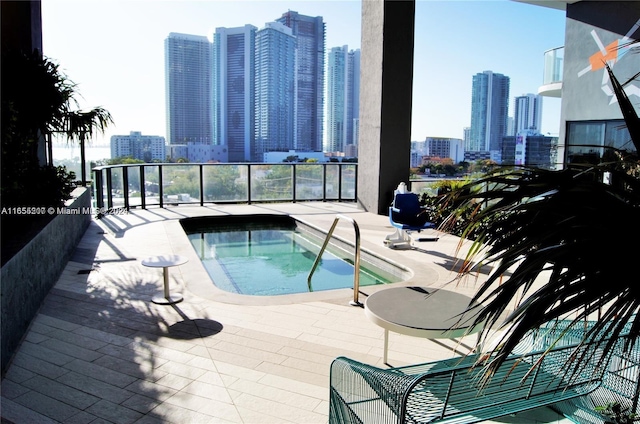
[140,165,146,209]
[106,168,113,209]
[123,166,130,210]
[353,164,358,202]
[158,165,164,208]
[292,164,297,202]
[338,164,343,201]
[247,164,252,204]
[94,169,104,210]
[322,164,327,201]
[199,164,204,206]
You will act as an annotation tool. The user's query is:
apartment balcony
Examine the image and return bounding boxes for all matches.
[538,46,564,98]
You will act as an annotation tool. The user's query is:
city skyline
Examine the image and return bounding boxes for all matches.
[42,0,566,148]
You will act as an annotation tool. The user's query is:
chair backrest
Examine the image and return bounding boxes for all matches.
[393,193,422,216]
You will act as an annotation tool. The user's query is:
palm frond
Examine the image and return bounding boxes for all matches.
[441,60,640,381]
[606,63,640,152]
[63,107,114,143]
[444,162,640,378]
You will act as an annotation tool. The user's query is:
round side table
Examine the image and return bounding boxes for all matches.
[365,286,482,363]
[141,255,188,305]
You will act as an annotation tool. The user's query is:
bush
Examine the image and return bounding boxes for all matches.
[1,164,76,209]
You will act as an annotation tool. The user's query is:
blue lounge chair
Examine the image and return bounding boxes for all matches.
[384,192,437,248]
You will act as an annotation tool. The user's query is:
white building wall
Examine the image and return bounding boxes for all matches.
[110,131,166,162]
[424,137,464,163]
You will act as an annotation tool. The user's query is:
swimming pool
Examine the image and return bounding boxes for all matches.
[180,215,408,296]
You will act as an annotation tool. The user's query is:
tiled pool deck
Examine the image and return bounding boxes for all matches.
[1,202,571,423]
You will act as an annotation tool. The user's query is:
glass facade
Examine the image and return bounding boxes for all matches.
[566,120,632,165]
[469,71,510,152]
[164,33,212,145]
[213,26,256,162]
[254,23,296,160]
[276,11,326,152]
[326,47,360,154]
[326,46,347,153]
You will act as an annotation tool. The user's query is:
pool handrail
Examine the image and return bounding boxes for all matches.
[307,214,362,306]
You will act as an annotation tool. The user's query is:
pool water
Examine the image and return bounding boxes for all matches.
[181,215,403,296]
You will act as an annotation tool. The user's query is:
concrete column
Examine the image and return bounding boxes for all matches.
[358,0,415,215]
[1,1,46,165]
[1,1,42,55]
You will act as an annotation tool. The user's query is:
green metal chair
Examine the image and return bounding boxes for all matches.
[329,322,636,424]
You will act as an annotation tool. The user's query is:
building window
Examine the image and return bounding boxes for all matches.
[565,119,632,165]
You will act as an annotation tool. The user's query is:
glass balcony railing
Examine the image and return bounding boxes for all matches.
[543,46,564,86]
[92,162,358,213]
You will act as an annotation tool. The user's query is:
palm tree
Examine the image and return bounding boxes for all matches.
[1,50,113,264]
[61,107,113,184]
[441,62,640,380]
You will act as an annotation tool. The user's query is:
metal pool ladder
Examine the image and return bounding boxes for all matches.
[307,214,362,306]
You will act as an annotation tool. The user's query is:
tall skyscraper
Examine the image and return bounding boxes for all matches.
[254,22,296,159]
[325,46,360,153]
[212,25,257,162]
[165,33,212,145]
[326,46,346,153]
[346,49,361,149]
[469,71,510,152]
[276,11,326,152]
[514,93,543,134]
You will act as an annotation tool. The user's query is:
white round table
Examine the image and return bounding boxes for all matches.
[141,255,188,305]
[364,286,483,363]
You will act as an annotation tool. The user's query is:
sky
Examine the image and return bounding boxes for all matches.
[41,0,566,147]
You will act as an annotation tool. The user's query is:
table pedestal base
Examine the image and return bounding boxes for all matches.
[152,294,183,305]
[141,260,188,306]
[384,329,390,364]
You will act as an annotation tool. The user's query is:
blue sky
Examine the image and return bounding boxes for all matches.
[41,0,566,146]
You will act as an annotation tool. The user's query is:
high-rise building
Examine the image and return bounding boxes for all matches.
[212,25,257,162]
[469,71,510,152]
[254,22,296,159]
[111,131,166,162]
[501,130,556,169]
[346,49,360,149]
[276,11,326,152]
[514,93,543,134]
[165,33,212,145]
[425,137,465,164]
[326,46,360,153]
[326,46,347,153]
[506,116,515,136]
